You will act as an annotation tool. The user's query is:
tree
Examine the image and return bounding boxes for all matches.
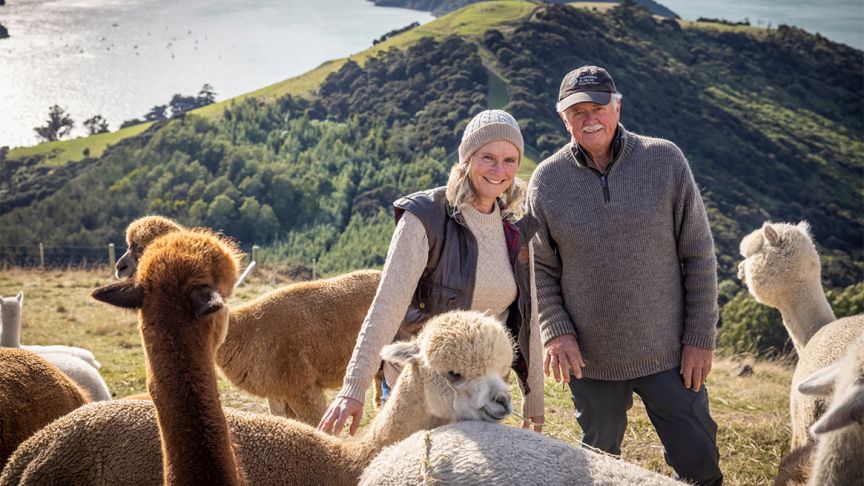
[169,94,198,117]
[34,105,74,142]
[197,84,217,105]
[83,115,110,135]
[144,105,168,122]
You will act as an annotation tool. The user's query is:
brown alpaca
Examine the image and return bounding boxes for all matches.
[115,215,384,422]
[114,215,184,278]
[104,228,247,485]
[3,230,517,485]
[0,348,88,468]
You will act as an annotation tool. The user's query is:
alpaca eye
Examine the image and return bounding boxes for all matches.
[445,371,463,384]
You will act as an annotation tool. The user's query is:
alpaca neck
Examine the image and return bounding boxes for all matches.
[141,313,245,486]
[349,363,447,472]
[0,304,21,347]
[776,279,835,351]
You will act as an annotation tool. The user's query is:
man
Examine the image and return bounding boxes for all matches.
[527,65,723,486]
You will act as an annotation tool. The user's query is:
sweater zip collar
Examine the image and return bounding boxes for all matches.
[569,125,627,204]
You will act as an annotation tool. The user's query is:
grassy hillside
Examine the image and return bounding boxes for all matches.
[1,267,793,485]
[1,1,861,299]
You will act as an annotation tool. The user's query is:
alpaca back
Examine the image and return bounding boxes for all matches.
[1,400,357,486]
[789,315,864,448]
[35,351,112,401]
[216,269,381,396]
[0,348,88,468]
[361,421,682,485]
[22,344,100,369]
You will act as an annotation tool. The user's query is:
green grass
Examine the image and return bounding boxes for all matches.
[1,267,794,485]
[6,123,152,167]
[486,67,509,109]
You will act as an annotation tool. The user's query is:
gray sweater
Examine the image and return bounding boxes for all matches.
[528,127,718,381]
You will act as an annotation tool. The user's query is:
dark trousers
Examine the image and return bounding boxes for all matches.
[567,367,723,486]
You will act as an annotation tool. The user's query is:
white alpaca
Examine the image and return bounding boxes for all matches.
[0,291,111,401]
[738,221,864,448]
[775,332,864,486]
[360,421,682,485]
[1,228,516,485]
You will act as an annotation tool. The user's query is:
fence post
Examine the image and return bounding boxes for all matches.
[108,243,116,274]
[251,245,259,266]
[39,242,45,270]
[312,257,317,280]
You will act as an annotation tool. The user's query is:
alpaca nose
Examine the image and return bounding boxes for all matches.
[489,391,512,419]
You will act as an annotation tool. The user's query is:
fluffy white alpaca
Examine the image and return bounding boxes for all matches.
[738,221,863,448]
[795,332,864,486]
[360,421,682,485]
[0,291,111,401]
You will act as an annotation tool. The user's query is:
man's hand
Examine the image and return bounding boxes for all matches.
[544,334,586,383]
[681,344,713,392]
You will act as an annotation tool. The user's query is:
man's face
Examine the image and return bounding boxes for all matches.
[559,99,621,157]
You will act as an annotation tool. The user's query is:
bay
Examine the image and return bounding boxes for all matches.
[0,0,432,148]
[658,0,863,50]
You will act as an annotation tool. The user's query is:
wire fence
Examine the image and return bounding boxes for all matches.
[0,244,281,276]
[0,244,124,270]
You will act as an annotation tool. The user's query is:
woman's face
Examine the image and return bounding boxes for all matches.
[468,140,520,213]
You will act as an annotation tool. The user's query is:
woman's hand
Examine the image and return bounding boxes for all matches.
[317,396,364,436]
[522,415,544,433]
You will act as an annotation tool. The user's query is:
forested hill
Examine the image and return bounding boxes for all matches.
[373,0,678,17]
[0,2,861,296]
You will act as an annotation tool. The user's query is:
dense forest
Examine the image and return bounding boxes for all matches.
[0,2,861,353]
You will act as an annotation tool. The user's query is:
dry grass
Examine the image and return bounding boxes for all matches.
[0,267,792,484]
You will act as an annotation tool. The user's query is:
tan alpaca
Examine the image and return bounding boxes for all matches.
[774,332,864,486]
[738,221,864,449]
[2,230,515,485]
[115,215,384,422]
[0,348,88,468]
[114,215,184,278]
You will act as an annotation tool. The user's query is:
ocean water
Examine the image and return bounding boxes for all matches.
[0,0,432,148]
[658,0,863,50]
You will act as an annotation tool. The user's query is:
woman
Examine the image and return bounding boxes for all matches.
[317,109,544,436]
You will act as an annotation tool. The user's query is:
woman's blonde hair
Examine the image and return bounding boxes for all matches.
[445,156,526,221]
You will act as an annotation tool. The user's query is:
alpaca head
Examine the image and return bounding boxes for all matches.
[0,291,23,346]
[798,332,864,437]
[737,221,821,307]
[116,215,184,278]
[95,229,242,348]
[0,291,23,324]
[381,310,514,422]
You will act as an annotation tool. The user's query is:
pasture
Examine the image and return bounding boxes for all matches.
[1,266,792,485]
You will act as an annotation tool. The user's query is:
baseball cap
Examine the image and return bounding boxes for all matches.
[556,66,618,113]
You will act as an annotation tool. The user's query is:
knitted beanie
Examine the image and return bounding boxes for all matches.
[458,110,524,165]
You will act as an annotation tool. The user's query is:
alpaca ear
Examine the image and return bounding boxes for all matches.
[763,224,780,247]
[381,341,421,365]
[810,383,864,436]
[92,281,144,309]
[796,221,812,238]
[16,291,23,305]
[189,286,224,319]
[798,363,840,396]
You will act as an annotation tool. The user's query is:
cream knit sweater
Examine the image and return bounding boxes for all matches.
[338,205,544,419]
